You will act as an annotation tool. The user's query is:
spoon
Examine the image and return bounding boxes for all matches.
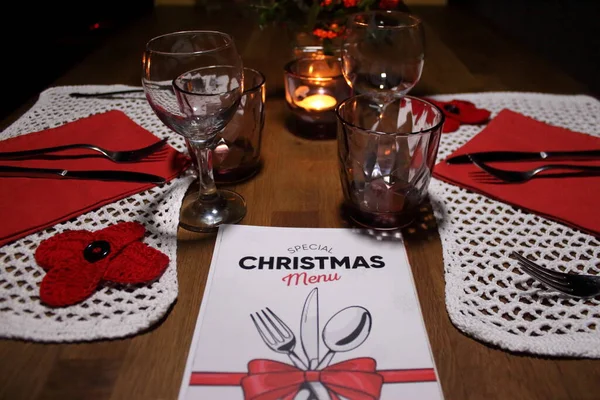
[317,306,372,369]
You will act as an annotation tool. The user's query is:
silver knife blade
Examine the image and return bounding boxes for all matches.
[0,165,166,184]
[445,149,600,164]
[300,288,320,368]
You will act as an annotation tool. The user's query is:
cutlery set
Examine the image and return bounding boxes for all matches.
[0,138,169,184]
[447,151,600,298]
[251,288,372,400]
[446,149,600,183]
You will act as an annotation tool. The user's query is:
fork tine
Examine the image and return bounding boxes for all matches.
[250,314,275,346]
[138,139,168,155]
[468,172,501,182]
[145,153,169,160]
[266,307,293,337]
[123,139,169,162]
[262,308,291,340]
[519,264,575,294]
[517,261,569,286]
[511,252,568,281]
[256,312,279,342]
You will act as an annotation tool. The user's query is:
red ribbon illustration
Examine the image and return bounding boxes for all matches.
[189,357,437,400]
[242,358,382,400]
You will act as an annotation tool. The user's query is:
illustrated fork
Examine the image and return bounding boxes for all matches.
[0,138,169,163]
[468,155,600,183]
[251,308,325,400]
[251,307,308,369]
[512,251,600,298]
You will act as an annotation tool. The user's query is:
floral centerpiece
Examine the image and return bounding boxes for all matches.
[252,0,406,56]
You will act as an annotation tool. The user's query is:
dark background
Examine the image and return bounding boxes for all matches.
[2,0,154,122]
[450,0,599,98]
[2,0,599,123]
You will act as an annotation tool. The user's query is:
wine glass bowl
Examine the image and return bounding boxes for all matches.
[173,65,243,140]
[342,11,425,99]
[142,30,246,232]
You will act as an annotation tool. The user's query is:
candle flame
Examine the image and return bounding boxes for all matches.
[296,94,337,111]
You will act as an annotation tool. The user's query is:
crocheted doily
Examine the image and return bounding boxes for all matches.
[428,92,600,358]
[0,85,194,342]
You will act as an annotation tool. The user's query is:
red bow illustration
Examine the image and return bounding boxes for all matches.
[424,98,491,133]
[35,222,169,307]
[241,358,383,400]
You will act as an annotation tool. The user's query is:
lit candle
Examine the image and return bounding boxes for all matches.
[296,94,337,111]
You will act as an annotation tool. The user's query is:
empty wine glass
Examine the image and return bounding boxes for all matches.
[342,10,425,100]
[142,30,246,232]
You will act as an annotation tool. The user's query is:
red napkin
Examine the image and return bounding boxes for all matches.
[0,110,190,247]
[433,109,600,237]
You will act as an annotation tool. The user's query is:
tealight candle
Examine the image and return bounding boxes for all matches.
[284,56,351,129]
[296,93,337,111]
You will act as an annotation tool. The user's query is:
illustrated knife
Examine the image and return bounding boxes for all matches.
[301,287,320,368]
[299,288,331,400]
[445,149,600,164]
[0,165,166,184]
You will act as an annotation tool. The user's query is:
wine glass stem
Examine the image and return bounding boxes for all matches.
[189,139,219,202]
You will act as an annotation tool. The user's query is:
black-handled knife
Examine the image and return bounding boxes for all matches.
[445,149,600,164]
[0,165,166,184]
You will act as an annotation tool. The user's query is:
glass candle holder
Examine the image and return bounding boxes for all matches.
[284,56,351,126]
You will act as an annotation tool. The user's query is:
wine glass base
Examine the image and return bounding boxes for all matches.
[179,189,247,233]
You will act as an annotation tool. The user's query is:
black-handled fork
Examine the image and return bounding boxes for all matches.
[468,155,600,183]
[0,138,169,163]
[512,251,600,298]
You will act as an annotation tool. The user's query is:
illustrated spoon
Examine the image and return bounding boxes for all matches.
[317,306,372,369]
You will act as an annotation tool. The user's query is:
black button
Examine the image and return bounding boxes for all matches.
[83,240,111,263]
[444,104,460,114]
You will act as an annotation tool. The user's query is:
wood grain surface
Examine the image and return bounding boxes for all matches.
[0,5,598,400]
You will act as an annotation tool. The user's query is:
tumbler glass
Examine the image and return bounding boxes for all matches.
[189,67,267,184]
[336,95,444,229]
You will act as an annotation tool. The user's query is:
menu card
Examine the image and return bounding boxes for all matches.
[178,225,444,400]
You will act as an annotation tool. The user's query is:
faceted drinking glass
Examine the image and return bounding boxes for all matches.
[336,94,444,229]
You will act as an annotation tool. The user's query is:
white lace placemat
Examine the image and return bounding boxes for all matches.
[0,85,194,342]
[428,92,600,358]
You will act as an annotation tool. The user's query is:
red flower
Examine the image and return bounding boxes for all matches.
[379,0,400,9]
[343,0,358,7]
[35,222,169,307]
[313,28,339,39]
[424,98,491,133]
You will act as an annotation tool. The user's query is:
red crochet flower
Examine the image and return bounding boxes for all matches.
[425,98,491,133]
[35,222,169,307]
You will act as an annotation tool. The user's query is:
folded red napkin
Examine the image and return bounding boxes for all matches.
[433,109,600,237]
[0,110,189,247]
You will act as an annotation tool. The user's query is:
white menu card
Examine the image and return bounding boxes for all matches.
[178,225,444,400]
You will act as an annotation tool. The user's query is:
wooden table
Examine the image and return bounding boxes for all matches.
[1,5,598,400]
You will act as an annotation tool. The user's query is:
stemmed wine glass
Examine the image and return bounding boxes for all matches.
[142,30,246,232]
[341,10,425,100]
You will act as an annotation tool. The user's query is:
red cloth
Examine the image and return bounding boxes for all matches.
[0,110,189,247]
[433,109,600,237]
